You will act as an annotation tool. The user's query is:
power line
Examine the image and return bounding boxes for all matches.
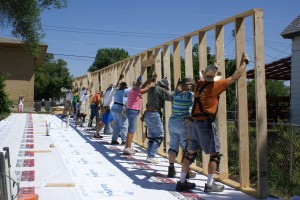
[44,25,180,37]
[44,28,176,39]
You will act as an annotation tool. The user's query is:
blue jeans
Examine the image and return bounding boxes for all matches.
[144,111,164,158]
[103,122,113,134]
[88,104,99,127]
[168,117,187,155]
[126,108,140,133]
[111,104,128,142]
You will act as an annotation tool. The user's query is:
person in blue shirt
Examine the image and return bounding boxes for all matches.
[110,81,131,145]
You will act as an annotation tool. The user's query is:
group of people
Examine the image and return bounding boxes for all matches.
[63,52,249,193]
[62,86,89,128]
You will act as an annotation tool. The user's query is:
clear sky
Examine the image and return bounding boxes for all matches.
[2,0,300,77]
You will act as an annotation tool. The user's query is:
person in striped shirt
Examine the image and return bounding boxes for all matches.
[167,77,195,178]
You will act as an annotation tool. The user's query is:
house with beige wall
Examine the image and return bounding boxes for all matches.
[0,37,47,112]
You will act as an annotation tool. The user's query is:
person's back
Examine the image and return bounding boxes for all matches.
[146,85,172,109]
[103,87,115,108]
[192,79,228,120]
[171,90,194,119]
[144,77,172,164]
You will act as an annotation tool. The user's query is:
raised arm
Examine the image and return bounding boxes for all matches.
[115,74,125,87]
[140,73,158,95]
[227,52,249,86]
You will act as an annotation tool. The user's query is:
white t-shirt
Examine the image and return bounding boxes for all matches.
[66,92,73,102]
[79,89,88,104]
[103,88,115,109]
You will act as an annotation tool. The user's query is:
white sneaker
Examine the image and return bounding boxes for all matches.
[146,157,160,164]
[123,148,135,155]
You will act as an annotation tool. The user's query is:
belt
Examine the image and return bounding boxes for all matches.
[190,118,207,122]
[146,108,161,112]
[128,108,140,112]
[114,102,125,107]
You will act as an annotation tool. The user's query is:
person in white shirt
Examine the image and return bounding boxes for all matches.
[76,87,88,127]
[62,90,73,118]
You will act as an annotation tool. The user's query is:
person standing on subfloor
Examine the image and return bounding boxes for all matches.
[144,77,172,164]
[18,95,24,113]
[88,89,101,136]
[175,52,249,192]
[110,81,131,145]
[123,74,156,155]
[62,89,73,118]
[95,74,124,138]
[167,77,196,179]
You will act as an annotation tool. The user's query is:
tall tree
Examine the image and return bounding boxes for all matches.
[88,48,129,72]
[0,72,13,118]
[0,0,67,55]
[34,53,72,100]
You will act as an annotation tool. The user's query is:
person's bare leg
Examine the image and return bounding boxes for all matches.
[168,152,176,164]
[125,133,134,148]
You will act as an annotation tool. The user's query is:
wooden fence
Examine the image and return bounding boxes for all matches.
[73,8,268,198]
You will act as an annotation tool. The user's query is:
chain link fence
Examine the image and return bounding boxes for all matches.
[227,119,300,198]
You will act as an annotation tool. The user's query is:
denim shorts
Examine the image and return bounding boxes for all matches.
[187,120,220,154]
[126,108,140,133]
[168,117,188,154]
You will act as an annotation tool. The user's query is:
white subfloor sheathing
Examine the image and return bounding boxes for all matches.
[0,113,278,200]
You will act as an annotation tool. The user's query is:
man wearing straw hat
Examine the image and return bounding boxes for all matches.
[176,52,249,192]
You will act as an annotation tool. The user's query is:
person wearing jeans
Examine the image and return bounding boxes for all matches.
[123,75,154,155]
[144,77,172,164]
[110,82,131,145]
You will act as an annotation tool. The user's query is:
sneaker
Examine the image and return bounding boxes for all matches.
[111,140,120,145]
[175,181,196,191]
[94,134,103,139]
[186,170,196,179]
[146,157,160,164]
[167,166,176,178]
[204,182,225,192]
[123,148,135,155]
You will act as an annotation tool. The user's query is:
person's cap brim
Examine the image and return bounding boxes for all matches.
[200,70,222,82]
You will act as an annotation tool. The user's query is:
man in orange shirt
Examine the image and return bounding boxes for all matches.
[87,89,102,136]
[176,52,249,192]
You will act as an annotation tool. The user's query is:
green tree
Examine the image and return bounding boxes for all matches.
[34,53,72,100]
[0,72,13,118]
[88,48,129,72]
[191,45,215,80]
[247,79,289,106]
[0,0,67,55]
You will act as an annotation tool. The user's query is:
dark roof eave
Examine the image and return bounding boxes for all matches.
[281,31,300,39]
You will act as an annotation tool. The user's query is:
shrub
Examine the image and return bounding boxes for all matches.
[0,72,13,119]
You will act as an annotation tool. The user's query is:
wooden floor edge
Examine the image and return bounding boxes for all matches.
[27,150,51,153]
[45,183,75,187]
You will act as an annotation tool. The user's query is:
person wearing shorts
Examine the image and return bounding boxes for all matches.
[123,75,154,155]
[167,77,195,179]
[176,52,249,193]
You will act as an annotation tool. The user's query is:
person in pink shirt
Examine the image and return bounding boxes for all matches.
[123,74,157,155]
